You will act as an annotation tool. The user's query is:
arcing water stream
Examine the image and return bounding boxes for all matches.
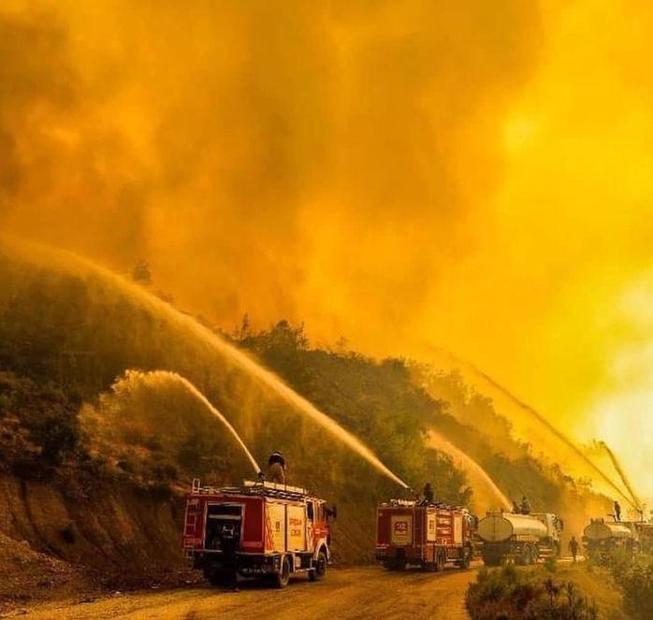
[120,369,263,477]
[599,441,642,511]
[5,238,409,490]
[423,346,639,509]
[427,429,511,511]
[474,367,638,509]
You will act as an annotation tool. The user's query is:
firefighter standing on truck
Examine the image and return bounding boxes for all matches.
[268,451,286,484]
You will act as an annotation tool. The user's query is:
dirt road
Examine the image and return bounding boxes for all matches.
[9,565,478,619]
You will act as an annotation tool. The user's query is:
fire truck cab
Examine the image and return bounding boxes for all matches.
[182,479,333,588]
[376,499,475,571]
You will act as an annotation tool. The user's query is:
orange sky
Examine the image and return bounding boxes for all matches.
[1,1,652,494]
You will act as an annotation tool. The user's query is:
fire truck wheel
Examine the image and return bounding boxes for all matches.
[531,545,540,564]
[434,550,445,572]
[309,550,327,581]
[274,555,291,589]
[204,567,235,587]
[482,552,502,567]
[459,545,472,569]
[519,545,534,566]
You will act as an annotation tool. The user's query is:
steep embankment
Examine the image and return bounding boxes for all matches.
[0,240,467,582]
[0,473,191,610]
[0,476,181,572]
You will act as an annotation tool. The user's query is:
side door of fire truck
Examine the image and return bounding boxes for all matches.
[266,501,286,553]
[287,502,308,572]
[308,500,329,581]
[308,500,330,560]
[306,500,315,554]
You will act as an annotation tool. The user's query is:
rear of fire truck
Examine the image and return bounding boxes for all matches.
[376,500,474,571]
[182,479,333,588]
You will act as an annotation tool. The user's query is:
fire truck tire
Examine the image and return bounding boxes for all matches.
[526,545,534,565]
[458,545,472,569]
[532,545,540,563]
[434,549,446,572]
[384,559,406,571]
[518,544,535,566]
[516,547,528,565]
[274,555,291,589]
[482,551,502,567]
[309,550,327,581]
[204,567,235,587]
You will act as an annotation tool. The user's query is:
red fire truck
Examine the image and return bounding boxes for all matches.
[182,479,334,588]
[376,499,475,571]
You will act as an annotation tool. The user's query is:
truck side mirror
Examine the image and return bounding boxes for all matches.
[327,505,337,520]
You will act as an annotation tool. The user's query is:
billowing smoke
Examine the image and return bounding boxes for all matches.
[0,0,540,323]
[2,2,652,493]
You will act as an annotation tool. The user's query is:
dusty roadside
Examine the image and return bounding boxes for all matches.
[2,565,478,619]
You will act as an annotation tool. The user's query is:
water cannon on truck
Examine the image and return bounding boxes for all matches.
[477,511,563,566]
[182,478,335,588]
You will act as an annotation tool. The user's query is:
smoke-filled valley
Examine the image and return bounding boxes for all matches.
[0,239,624,607]
[1,0,652,499]
[1,2,652,616]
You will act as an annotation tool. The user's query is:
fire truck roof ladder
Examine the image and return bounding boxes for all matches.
[240,479,310,501]
[189,479,311,501]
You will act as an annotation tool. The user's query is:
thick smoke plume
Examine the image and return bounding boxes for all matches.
[2,2,652,493]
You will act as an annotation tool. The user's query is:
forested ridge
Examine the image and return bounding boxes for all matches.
[0,247,609,577]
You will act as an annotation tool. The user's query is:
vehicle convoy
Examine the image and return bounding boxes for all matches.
[182,479,334,588]
[583,518,639,561]
[477,511,563,565]
[375,499,475,571]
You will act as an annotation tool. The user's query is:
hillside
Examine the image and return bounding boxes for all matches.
[0,241,467,578]
[0,239,611,604]
[232,322,611,535]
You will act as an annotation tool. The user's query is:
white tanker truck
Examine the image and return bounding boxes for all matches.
[477,512,563,566]
[583,519,639,561]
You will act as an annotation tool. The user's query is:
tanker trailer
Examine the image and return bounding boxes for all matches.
[478,512,562,566]
[583,519,638,562]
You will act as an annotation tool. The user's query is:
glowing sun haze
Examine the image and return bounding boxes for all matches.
[1,1,652,493]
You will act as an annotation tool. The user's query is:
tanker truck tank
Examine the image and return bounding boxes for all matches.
[583,521,633,542]
[583,519,639,561]
[478,512,562,566]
